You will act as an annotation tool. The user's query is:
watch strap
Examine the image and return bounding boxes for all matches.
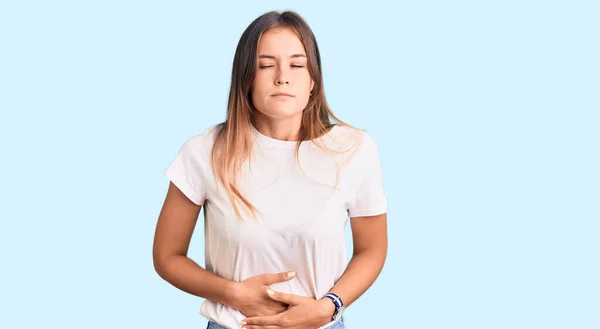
[323,292,343,318]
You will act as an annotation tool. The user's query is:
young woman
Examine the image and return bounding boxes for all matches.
[153,10,388,329]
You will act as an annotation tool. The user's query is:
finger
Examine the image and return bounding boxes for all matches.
[265,288,302,306]
[241,314,281,328]
[261,271,296,285]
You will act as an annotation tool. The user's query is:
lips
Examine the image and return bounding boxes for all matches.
[272,93,293,97]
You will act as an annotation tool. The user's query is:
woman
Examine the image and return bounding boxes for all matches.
[153,10,388,329]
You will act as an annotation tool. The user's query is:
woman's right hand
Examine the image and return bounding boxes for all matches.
[230,271,297,317]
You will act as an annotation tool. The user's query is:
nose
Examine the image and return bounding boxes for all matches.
[275,67,290,85]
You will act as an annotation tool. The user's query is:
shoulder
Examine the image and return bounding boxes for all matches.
[328,124,379,155]
[180,124,221,151]
[170,124,222,167]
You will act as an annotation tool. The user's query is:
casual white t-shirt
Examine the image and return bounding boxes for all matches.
[164,124,387,329]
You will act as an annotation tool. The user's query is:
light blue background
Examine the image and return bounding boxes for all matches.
[1,1,598,328]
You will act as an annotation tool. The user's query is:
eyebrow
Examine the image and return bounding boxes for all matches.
[258,54,306,59]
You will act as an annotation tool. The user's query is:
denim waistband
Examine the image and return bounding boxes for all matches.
[207,316,345,329]
[206,321,228,329]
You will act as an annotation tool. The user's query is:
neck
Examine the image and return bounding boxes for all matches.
[253,113,303,142]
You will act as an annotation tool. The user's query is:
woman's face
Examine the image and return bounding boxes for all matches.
[250,27,314,120]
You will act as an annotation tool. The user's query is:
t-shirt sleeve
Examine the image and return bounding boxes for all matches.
[347,133,388,217]
[163,137,207,206]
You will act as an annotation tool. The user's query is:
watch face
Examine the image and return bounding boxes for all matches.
[334,306,345,320]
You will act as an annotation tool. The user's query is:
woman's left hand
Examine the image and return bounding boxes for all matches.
[240,288,335,329]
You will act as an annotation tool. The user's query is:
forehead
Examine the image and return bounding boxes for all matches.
[257,27,306,57]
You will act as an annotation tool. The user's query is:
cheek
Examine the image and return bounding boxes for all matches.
[297,72,312,90]
[255,71,269,82]
[252,76,272,96]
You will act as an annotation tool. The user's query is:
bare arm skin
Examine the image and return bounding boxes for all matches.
[152,182,293,316]
[322,212,389,316]
[152,182,238,307]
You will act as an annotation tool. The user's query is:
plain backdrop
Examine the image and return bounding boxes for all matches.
[1,1,598,328]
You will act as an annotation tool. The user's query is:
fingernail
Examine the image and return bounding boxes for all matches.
[240,321,246,325]
[287,271,296,277]
[266,288,275,295]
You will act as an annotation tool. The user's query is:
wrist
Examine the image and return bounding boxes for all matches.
[321,292,345,323]
[224,281,242,309]
[316,298,336,322]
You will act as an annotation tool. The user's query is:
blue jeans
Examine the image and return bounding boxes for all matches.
[207,317,345,329]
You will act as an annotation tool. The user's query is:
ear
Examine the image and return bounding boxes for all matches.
[310,80,315,92]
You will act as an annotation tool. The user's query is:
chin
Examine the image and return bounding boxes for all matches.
[263,107,303,120]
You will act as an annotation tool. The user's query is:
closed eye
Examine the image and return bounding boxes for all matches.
[258,65,305,69]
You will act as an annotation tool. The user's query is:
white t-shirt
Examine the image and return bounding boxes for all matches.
[164,124,387,329]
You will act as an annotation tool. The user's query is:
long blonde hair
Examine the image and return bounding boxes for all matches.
[211,10,360,221]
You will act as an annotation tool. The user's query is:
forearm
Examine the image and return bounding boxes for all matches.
[328,247,387,308]
[154,255,237,308]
